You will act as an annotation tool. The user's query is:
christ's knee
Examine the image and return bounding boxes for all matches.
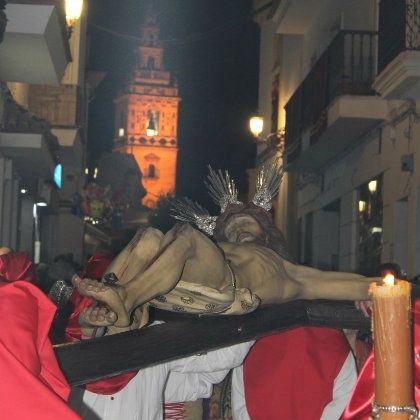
[133,228,164,256]
[157,223,197,260]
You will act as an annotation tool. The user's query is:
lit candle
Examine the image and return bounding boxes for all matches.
[369,274,415,419]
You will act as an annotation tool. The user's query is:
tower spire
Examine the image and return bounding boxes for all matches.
[141,0,158,27]
[113,4,180,208]
[139,0,161,48]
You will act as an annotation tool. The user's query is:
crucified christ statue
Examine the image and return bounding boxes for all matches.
[72,202,377,329]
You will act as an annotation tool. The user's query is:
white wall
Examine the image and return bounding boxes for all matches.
[19,197,35,255]
[280,34,303,122]
[297,100,420,276]
[255,12,279,136]
[43,209,85,263]
[393,198,408,273]
[313,206,340,270]
[0,156,19,250]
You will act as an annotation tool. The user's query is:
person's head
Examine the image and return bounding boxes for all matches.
[213,203,294,261]
[0,247,12,256]
[378,262,406,279]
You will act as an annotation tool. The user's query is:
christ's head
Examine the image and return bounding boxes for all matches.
[213,203,294,262]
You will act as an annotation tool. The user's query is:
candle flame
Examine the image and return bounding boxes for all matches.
[383,273,395,286]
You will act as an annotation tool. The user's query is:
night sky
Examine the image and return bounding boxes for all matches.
[87,0,259,209]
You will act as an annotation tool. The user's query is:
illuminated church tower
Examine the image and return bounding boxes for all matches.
[113,11,179,208]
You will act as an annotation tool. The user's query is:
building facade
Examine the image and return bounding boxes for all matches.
[0,0,87,264]
[26,6,88,264]
[254,0,420,277]
[113,13,180,208]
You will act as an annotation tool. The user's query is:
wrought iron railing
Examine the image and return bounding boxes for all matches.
[377,0,420,73]
[284,30,377,165]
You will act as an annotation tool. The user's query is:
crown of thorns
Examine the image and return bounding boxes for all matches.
[170,159,283,236]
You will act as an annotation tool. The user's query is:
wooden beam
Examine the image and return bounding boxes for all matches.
[54,300,369,386]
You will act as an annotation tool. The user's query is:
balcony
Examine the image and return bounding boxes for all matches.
[0,1,70,85]
[374,0,420,99]
[284,30,386,172]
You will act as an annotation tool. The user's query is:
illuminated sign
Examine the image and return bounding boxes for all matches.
[54,164,62,188]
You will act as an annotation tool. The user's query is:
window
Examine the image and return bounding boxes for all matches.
[147,164,156,179]
[147,56,155,70]
[146,110,159,136]
[357,176,383,275]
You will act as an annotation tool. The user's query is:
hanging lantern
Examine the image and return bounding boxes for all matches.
[249,115,264,138]
[65,0,84,28]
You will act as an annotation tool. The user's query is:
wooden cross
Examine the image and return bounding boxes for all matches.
[54,300,370,386]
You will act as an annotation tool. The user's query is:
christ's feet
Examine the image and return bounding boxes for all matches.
[72,275,130,327]
[79,304,117,328]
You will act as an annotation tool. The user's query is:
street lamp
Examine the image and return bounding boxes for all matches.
[368,179,377,193]
[65,0,84,31]
[33,199,47,264]
[249,115,264,138]
[248,114,285,153]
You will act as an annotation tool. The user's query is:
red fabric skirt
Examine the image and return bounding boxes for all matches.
[0,280,79,419]
[244,327,350,420]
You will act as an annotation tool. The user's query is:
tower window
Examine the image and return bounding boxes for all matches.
[146,110,159,136]
[147,164,156,178]
[147,56,155,70]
